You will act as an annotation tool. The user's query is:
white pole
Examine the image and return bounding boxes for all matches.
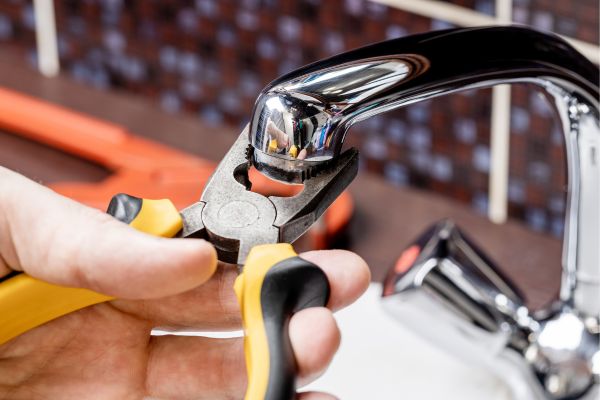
[488,0,513,224]
[372,0,600,64]
[488,84,511,223]
[374,0,496,26]
[33,0,60,77]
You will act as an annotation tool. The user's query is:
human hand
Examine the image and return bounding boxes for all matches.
[266,120,290,149]
[0,167,370,400]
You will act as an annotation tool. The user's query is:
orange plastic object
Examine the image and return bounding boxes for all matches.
[0,87,353,248]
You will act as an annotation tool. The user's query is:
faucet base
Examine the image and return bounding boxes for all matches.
[382,220,599,400]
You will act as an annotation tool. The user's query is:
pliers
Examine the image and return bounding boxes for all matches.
[0,129,358,400]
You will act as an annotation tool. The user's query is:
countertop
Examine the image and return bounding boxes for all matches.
[305,284,512,399]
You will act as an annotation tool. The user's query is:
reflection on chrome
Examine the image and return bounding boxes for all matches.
[249,56,426,169]
[249,27,599,400]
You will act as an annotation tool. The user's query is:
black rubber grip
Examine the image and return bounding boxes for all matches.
[106,193,142,223]
[260,256,330,400]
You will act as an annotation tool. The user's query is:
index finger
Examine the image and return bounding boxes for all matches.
[114,249,371,329]
[0,167,217,299]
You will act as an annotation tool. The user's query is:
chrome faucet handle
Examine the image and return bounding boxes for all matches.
[382,220,530,364]
[382,220,598,400]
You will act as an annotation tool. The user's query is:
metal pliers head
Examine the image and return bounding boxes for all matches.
[180,129,359,266]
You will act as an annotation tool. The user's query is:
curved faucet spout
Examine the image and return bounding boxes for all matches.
[249,26,599,318]
[249,26,597,179]
[249,26,599,399]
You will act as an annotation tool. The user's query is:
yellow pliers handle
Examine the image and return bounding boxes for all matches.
[0,194,330,400]
[110,195,330,400]
[0,197,182,346]
[235,244,329,400]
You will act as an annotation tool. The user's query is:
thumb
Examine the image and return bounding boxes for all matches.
[0,167,217,299]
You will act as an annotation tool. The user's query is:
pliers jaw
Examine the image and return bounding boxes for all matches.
[271,146,359,244]
[180,128,359,266]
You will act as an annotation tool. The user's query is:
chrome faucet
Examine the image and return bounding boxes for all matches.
[247,26,599,399]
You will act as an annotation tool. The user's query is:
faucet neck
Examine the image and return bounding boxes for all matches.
[552,87,600,317]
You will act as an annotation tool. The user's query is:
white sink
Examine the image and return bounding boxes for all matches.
[303,284,512,400]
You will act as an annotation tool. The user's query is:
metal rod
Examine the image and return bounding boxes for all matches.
[489,85,512,223]
[488,0,513,223]
[33,0,59,77]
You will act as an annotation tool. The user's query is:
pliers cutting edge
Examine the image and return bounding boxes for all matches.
[0,129,359,400]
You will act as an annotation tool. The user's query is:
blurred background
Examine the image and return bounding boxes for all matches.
[0,2,598,398]
[0,0,598,238]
